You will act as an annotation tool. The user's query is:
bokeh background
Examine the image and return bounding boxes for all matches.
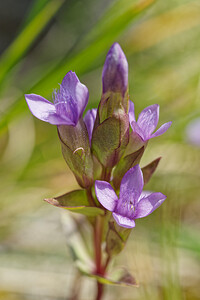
[0,0,200,299]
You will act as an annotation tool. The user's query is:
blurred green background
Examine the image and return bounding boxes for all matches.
[0,0,200,299]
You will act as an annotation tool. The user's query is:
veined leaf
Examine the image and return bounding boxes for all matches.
[45,189,104,217]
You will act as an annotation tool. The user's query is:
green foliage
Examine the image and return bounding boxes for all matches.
[45,189,104,216]
[0,0,64,84]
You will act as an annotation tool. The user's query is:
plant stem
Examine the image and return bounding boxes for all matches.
[86,187,96,206]
[96,282,104,300]
[103,255,111,273]
[93,166,113,300]
[94,216,102,274]
[93,216,105,300]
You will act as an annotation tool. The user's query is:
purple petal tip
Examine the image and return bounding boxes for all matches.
[102,42,128,95]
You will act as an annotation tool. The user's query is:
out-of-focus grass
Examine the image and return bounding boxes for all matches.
[0,0,65,84]
[0,0,200,299]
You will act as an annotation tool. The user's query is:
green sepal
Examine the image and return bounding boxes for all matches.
[92,113,129,168]
[113,146,144,190]
[98,91,129,123]
[77,261,138,287]
[45,190,104,217]
[106,221,131,256]
[142,157,161,185]
[58,119,94,188]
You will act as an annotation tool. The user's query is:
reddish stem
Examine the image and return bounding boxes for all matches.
[93,216,105,300]
[93,166,113,300]
[93,218,112,300]
[103,255,110,273]
[96,282,104,300]
[94,216,102,274]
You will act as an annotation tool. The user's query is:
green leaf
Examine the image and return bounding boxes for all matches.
[106,225,124,256]
[45,190,104,217]
[142,157,161,185]
[113,146,144,189]
[77,261,138,287]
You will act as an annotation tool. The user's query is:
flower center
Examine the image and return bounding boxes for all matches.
[116,199,136,219]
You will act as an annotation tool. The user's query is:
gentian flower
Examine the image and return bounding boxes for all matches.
[129,101,172,141]
[185,118,200,146]
[102,42,128,96]
[84,108,97,144]
[95,165,166,228]
[25,71,89,126]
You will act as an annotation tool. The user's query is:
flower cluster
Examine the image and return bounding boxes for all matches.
[25,42,171,229]
[25,43,171,294]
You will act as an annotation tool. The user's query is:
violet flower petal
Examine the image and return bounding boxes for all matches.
[185,118,200,146]
[119,165,143,205]
[137,104,159,139]
[129,100,135,124]
[25,94,74,125]
[95,180,118,211]
[84,108,97,143]
[112,212,135,228]
[150,122,172,138]
[60,71,89,125]
[135,192,166,219]
[102,43,128,95]
[130,121,145,141]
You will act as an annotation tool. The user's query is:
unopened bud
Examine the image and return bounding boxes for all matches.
[102,43,128,96]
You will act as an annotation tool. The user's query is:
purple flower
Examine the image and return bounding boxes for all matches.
[185,118,200,146]
[25,71,89,126]
[102,43,128,96]
[129,101,172,141]
[84,108,97,144]
[95,165,166,228]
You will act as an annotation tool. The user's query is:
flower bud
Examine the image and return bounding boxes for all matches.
[97,43,129,124]
[92,43,129,168]
[102,43,128,97]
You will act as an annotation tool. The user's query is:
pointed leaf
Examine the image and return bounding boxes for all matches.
[142,157,161,185]
[77,262,138,287]
[45,190,104,216]
[113,147,144,190]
